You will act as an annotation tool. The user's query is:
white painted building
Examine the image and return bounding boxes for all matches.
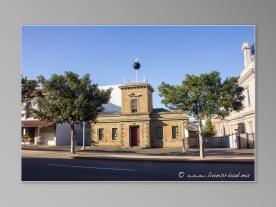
[21,101,58,145]
[218,42,255,148]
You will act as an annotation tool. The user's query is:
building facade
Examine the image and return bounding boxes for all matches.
[217,42,255,148]
[21,103,91,146]
[91,82,189,148]
[21,104,57,145]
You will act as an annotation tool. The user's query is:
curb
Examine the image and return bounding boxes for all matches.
[71,154,255,163]
[21,149,255,163]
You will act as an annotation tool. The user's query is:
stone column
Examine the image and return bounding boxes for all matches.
[120,123,126,147]
[242,42,252,67]
[143,121,150,148]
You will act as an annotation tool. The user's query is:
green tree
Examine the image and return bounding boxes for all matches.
[21,76,38,118]
[159,71,244,158]
[32,71,111,153]
[202,118,215,137]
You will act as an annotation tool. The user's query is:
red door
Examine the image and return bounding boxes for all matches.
[130,126,139,146]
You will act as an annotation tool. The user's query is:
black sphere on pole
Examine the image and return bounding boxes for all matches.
[133,61,141,70]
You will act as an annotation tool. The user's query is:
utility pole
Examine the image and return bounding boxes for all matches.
[82,122,85,150]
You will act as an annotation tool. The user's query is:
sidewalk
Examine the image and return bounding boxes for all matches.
[22,145,255,162]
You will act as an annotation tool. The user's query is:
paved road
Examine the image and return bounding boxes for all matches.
[22,157,255,181]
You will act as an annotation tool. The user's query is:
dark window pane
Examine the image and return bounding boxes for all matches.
[156,127,163,139]
[98,128,104,140]
[172,126,178,139]
[112,128,118,140]
[238,123,246,133]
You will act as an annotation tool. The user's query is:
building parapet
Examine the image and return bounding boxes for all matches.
[119,82,154,92]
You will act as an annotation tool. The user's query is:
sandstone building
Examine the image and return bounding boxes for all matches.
[91,82,189,148]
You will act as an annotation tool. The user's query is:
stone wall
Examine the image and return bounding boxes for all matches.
[120,83,153,113]
[150,119,185,148]
[91,111,188,148]
[92,122,122,147]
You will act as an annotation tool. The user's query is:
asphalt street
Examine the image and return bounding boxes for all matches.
[22,157,255,181]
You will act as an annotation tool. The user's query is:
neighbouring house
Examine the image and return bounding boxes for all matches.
[215,42,255,148]
[21,103,57,145]
[91,81,193,148]
[21,101,91,146]
[187,42,255,149]
[21,119,55,145]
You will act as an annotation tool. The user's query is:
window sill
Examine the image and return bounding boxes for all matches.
[171,138,180,141]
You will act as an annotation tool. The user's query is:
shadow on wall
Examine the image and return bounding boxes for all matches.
[151,139,164,148]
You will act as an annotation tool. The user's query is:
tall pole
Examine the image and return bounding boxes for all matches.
[82,122,85,150]
[182,121,186,152]
[133,58,140,82]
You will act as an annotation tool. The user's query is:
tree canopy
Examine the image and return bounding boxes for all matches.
[159,71,244,119]
[21,76,38,118]
[158,71,244,158]
[31,71,111,153]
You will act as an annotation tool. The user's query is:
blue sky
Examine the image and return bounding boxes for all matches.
[21,25,255,108]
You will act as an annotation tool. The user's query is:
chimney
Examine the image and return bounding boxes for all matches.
[242,42,251,67]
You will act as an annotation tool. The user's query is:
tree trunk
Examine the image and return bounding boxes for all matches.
[198,119,205,158]
[182,121,187,152]
[70,124,76,154]
[25,101,31,118]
